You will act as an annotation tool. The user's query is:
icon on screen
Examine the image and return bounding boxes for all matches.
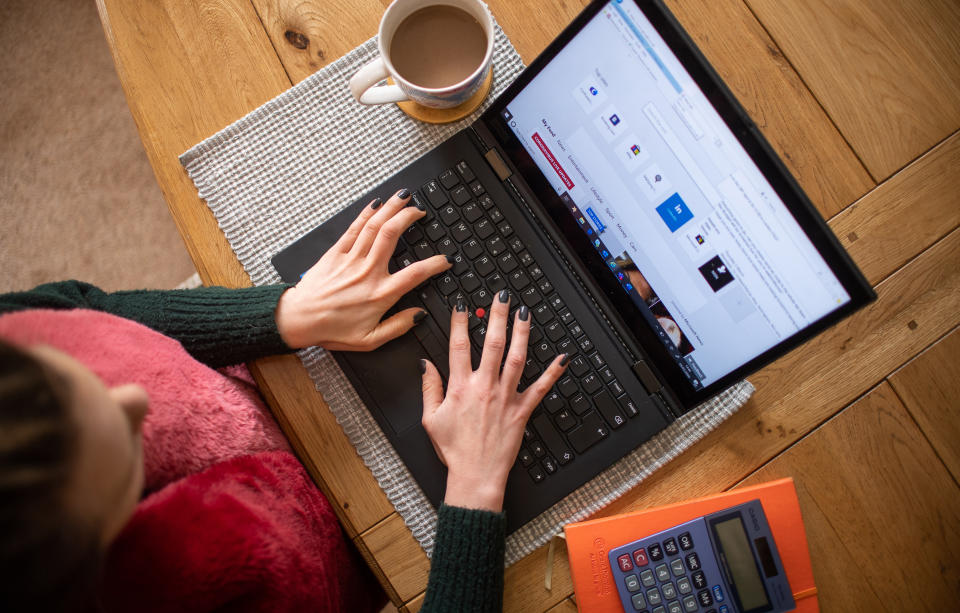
[630,144,642,156]
[593,239,601,247]
[589,86,599,96]
[617,272,624,280]
[696,234,705,245]
[578,216,586,224]
[625,283,634,291]
[654,174,662,183]
[602,249,610,258]
[608,261,617,269]
[609,114,620,126]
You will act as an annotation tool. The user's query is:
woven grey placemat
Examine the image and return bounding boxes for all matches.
[180,26,753,566]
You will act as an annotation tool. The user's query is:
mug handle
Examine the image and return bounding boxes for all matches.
[349,57,409,105]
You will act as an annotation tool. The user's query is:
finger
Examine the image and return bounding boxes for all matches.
[420,359,444,416]
[448,300,472,381]
[478,289,511,376]
[350,188,411,257]
[335,197,382,253]
[368,201,426,265]
[360,307,426,350]
[519,353,569,415]
[387,254,452,296]
[500,306,531,392]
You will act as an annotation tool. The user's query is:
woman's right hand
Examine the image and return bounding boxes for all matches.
[419,290,568,512]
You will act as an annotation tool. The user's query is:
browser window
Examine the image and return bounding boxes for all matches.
[503,0,850,387]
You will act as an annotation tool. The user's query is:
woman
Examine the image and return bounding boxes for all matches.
[0,190,566,612]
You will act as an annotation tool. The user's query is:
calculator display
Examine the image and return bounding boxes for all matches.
[713,517,770,610]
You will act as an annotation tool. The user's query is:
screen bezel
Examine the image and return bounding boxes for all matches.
[479,0,875,409]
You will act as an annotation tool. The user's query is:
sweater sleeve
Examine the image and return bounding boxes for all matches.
[0,280,294,367]
[420,504,506,613]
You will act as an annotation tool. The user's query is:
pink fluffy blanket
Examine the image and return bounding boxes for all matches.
[0,309,384,612]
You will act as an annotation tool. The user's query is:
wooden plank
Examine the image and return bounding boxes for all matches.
[361,512,431,603]
[487,0,588,65]
[739,382,960,611]
[831,132,960,284]
[95,0,291,289]
[403,592,424,613]
[248,355,394,535]
[545,597,578,613]
[503,536,574,613]
[660,0,873,218]
[745,0,960,181]
[889,328,960,483]
[251,0,385,83]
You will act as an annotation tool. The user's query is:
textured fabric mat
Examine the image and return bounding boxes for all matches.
[180,27,753,566]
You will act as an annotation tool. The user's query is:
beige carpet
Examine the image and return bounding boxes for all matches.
[0,0,196,294]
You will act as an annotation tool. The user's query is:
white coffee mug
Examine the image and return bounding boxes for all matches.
[349,0,495,109]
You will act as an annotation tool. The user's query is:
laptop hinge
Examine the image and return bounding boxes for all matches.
[631,360,662,394]
[483,148,512,181]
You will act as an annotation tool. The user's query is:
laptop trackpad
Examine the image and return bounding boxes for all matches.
[341,335,427,436]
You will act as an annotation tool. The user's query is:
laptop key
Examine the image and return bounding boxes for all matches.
[543,391,564,413]
[533,413,573,469]
[488,207,504,223]
[475,255,495,276]
[471,288,493,308]
[498,222,513,238]
[528,465,546,484]
[547,294,564,311]
[450,185,471,205]
[534,341,554,363]
[439,169,459,189]
[600,365,615,382]
[532,303,554,324]
[570,393,591,415]
[508,270,531,291]
[556,337,576,356]
[439,205,459,226]
[529,326,543,344]
[425,220,445,241]
[451,222,471,242]
[518,448,534,467]
[568,356,590,377]
[437,238,457,256]
[479,194,495,209]
[524,357,541,380]
[456,160,475,182]
[487,273,507,292]
[509,237,524,253]
[559,309,575,326]
[486,236,506,257]
[404,224,424,243]
[555,409,577,432]
[581,373,602,394]
[594,390,626,429]
[475,219,495,239]
[497,252,518,273]
[460,271,481,292]
[577,335,595,354]
[529,265,544,280]
[469,180,484,197]
[462,201,483,223]
[463,238,482,259]
[518,250,535,267]
[423,180,447,207]
[618,394,640,418]
[536,276,554,295]
[542,455,558,474]
[567,411,609,454]
[558,377,578,397]
[450,253,469,275]
[413,241,434,259]
[437,274,458,296]
[545,321,565,342]
[520,286,541,306]
[567,322,584,338]
[608,379,625,396]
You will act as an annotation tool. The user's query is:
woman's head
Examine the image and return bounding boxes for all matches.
[0,339,148,611]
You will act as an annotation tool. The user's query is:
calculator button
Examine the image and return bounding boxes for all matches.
[663,537,679,557]
[678,532,694,551]
[652,608,666,613]
[719,606,729,613]
[667,601,683,613]
[617,554,634,572]
[648,542,664,561]
[655,564,670,582]
[684,595,700,612]
[632,548,649,566]
[698,589,714,607]
[630,591,646,610]
[662,582,677,600]
[676,576,692,594]
[670,558,685,577]
[646,587,663,606]
[712,585,724,602]
[624,573,641,593]
[691,570,707,589]
[685,552,701,571]
[640,569,656,587]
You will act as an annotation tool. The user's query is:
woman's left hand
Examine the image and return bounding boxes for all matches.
[275,189,452,351]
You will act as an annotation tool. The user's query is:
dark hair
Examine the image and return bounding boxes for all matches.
[0,340,102,612]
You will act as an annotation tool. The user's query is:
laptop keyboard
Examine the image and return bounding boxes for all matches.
[389,160,645,484]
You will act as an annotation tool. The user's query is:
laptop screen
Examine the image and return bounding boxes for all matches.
[499,0,851,389]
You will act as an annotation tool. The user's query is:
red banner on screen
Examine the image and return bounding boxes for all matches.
[532,132,574,189]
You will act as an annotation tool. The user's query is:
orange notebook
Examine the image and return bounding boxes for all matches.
[563,478,818,612]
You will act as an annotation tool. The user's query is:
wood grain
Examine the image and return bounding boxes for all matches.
[740,383,960,611]
[361,512,431,603]
[831,131,960,284]
[251,0,385,83]
[545,597,578,613]
[662,0,873,218]
[746,0,960,181]
[889,328,960,483]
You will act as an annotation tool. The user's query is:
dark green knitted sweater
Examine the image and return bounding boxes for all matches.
[0,280,506,612]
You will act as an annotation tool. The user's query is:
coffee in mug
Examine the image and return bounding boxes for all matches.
[349,0,495,109]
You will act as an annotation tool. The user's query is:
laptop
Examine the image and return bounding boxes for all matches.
[272,0,875,533]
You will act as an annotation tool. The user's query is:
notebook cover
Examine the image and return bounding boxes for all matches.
[563,478,818,612]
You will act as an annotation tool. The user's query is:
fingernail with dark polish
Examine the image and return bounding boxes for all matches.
[445,254,455,264]
[419,359,427,374]
[414,310,427,324]
[456,298,466,312]
[518,305,529,321]
[499,289,509,304]
[370,197,382,210]
[559,353,571,366]
[415,199,427,211]
[398,188,411,199]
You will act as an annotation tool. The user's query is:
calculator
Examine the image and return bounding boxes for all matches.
[607,499,794,613]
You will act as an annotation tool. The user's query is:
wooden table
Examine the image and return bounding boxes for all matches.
[96,0,960,610]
